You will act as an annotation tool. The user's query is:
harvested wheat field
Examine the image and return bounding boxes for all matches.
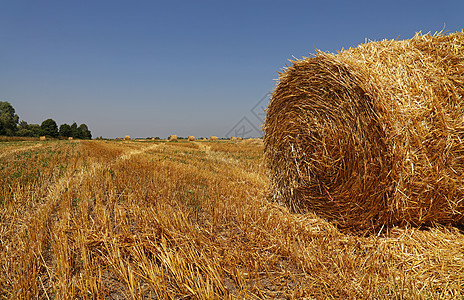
[265,31,464,233]
[1,139,464,299]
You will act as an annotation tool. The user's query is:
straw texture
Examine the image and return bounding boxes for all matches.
[169,135,178,141]
[264,32,464,232]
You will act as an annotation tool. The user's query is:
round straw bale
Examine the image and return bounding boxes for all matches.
[230,136,237,141]
[124,135,130,141]
[237,137,243,141]
[40,136,46,141]
[68,137,73,140]
[169,135,178,141]
[264,32,464,232]
[188,135,195,141]
[210,136,218,141]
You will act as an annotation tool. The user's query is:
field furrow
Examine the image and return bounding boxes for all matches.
[1,139,464,299]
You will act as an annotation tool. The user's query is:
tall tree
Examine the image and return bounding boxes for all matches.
[70,122,78,138]
[59,123,72,137]
[40,119,58,137]
[16,121,34,137]
[78,123,92,139]
[0,101,19,136]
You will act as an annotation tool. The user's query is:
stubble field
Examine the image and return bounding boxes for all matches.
[1,139,464,299]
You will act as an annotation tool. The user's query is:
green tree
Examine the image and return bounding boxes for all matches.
[40,119,58,137]
[59,123,72,137]
[78,123,92,139]
[16,121,34,137]
[29,124,41,137]
[70,122,78,138]
[0,101,19,136]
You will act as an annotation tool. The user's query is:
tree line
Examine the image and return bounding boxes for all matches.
[0,101,92,139]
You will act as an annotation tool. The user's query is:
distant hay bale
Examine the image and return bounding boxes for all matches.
[40,136,46,141]
[230,136,237,141]
[202,138,208,141]
[124,135,130,141]
[169,135,178,141]
[237,137,243,141]
[210,136,218,141]
[188,136,195,141]
[68,137,73,140]
[264,32,464,232]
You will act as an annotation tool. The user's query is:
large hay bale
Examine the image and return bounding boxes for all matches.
[210,136,218,141]
[188,136,195,141]
[169,135,178,141]
[124,135,131,141]
[264,32,464,232]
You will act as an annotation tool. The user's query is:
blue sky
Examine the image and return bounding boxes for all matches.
[1,1,463,138]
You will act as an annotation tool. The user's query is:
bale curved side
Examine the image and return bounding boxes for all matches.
[264,32,464,232]
[169,135,178,141]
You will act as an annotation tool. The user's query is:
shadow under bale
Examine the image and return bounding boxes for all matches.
[264,31,464,234]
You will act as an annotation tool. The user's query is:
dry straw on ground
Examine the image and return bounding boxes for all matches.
[124,135,130,141]
[264,31,464,233]
[188,135,195,141]
[169,135,178,141]
[210,136,218,141]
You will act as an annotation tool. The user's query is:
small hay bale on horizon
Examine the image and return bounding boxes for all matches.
[169,135,178,141]
[40,136,46,141]
[210,136,218,141]
[188,136,195,141]
[68,137,73,140]
[230,136,237,141]
[124,135,131,141]
[264,31,464,233]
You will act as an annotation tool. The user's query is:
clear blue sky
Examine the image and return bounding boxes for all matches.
[1,0,463,138]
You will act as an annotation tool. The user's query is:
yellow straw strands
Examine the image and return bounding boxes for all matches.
[169,135,178,141]
[264,32,464,233]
